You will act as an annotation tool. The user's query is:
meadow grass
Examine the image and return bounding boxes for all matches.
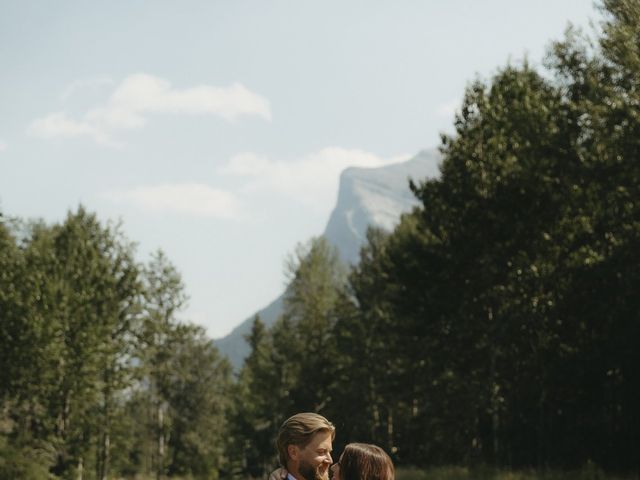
[395,463,636,480]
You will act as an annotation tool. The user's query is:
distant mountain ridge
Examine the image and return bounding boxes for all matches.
[324,150,441,264]
[214,149,441,369]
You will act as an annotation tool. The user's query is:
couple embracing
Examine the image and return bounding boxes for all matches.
[269,413,394,480]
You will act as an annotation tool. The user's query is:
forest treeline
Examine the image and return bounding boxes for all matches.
[2,1,640,478]
[0,210,231,479]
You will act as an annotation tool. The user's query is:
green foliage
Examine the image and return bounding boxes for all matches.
[227,315,284,477]
[0,437,53,480]
[395,465,630,480]
[232,0,640,474]
[0,208,145,477]
[0,209,231,479]
[128,250,232,480]
[4,0,640,476]
[230,238,349,478]
[165,324,231,479]
[281,237,348,412]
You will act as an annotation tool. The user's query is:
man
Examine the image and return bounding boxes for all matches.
[270,413,335,480]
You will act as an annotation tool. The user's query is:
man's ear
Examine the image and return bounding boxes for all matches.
[288,444,299,461]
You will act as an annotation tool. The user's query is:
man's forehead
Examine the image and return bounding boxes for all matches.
[303,430,333,449]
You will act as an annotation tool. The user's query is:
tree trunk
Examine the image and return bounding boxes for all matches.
[488,306,500,465]
[101,431,110,480]
[386,409,394,454]
[157,403,165,480]
[76,456,83,480]
[98,380,112,480]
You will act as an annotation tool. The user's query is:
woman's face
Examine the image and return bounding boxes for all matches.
[330,454,342,480]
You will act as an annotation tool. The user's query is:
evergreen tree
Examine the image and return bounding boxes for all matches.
[164,324,231,479]
[280,237,348,412]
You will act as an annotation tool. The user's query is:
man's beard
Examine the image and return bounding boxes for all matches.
[299,458,328,480]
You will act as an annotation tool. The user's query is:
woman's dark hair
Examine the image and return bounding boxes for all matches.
[339,443,394,480]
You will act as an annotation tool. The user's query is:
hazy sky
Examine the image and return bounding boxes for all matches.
[0,1,600,338]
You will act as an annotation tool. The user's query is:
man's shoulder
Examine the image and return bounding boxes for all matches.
[267,467,290,480]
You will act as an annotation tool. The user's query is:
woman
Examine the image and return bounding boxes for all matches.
[331,443,394,480]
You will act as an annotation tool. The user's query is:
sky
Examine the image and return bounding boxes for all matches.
[0,1,601,339]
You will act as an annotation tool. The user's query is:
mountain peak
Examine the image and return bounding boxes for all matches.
[324,149,441,264]
[214,149,441,369]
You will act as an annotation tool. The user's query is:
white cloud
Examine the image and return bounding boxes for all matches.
[105,183,242,219]
[28,112,116,146]
[106,74,271,122]
[218,152,272,176]
[0,140,6,152]
[219,147,410,210]
[60,76,115,101]
[436,98,461,118]
[30,74,271,146]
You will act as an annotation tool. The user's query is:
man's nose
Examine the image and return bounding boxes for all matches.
[324,453,333,463]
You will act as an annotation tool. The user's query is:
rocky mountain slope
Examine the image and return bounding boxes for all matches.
[214,149,441,369]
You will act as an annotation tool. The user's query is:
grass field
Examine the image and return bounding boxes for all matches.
[395,464,636,480]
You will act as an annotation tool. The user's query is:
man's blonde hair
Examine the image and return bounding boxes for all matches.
[276,413,335,467]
